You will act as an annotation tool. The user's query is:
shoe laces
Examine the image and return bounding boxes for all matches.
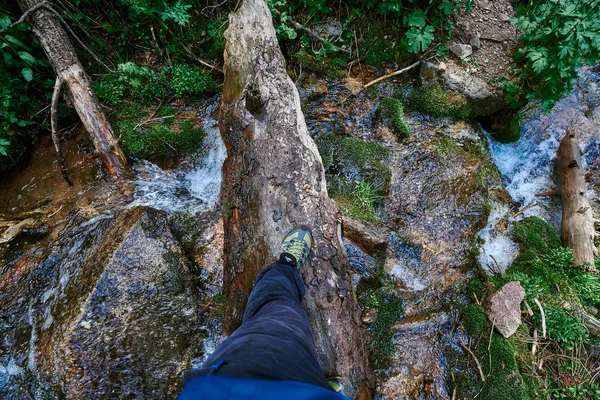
[285,239,308,258]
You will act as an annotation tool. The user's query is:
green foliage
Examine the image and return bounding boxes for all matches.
[119,0,194,26]
[543,306,590,345]
[111,104,205,159]
[265,0,298,40]
[504,0,600,110]
[293,49,348,79]
[0,7,53,168]
[408,85,471,119]
[95,62,214,105]
[316,133,391,221]
[380,97,410,139]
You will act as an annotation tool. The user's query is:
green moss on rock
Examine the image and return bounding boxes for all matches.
[512,216,561,261]
[463,304,486,336]
[112,105,205,160]
[408,84,471,119]
[357,273,404,370]
[316,133,391,222]
[380,97,410,139]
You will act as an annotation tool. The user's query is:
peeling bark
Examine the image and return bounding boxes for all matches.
[17,0,127,176]
[557,130,597,269]
[219,0,374,397]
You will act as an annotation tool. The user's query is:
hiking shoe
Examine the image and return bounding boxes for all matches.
[279,227,313,270]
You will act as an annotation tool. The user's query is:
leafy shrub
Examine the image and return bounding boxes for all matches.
[0,10,53,168]
[119,0,194,26]
[380,97,410,139]
[504,0,600,110]
[95,62,214,105]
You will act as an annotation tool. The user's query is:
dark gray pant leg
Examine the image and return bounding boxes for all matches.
[188,262,330,390]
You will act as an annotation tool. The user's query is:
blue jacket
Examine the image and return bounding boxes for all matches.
[178,375,351,400]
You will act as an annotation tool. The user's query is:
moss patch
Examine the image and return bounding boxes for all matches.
[293,49,349,79]
[408,84,471,119]
[380,97,410,139]
[316,133,391,222]
[111,104,205,160]
[357,271,403,370]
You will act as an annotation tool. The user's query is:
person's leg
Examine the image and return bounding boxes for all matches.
[185,261,330,389]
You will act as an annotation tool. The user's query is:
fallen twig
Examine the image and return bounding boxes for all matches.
[512,201,538,218]
[133,100,164,130]
[459,340,486,382]
[50,76,72,186]
[531,328,538,356]
[290,20,351,55]
[533,298,546,338]
[363,60,421,89]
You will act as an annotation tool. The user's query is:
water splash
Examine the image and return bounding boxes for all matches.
[476,203,518,274]
[129,99,226,213]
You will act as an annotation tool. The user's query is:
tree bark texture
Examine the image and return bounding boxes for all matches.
[17,0,127,176]
[557,130,597,269]
[219,0,374,397]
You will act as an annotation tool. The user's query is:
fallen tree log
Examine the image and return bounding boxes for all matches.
[17,0,127,177]
[556,130,597,270]
[219,0,374,397]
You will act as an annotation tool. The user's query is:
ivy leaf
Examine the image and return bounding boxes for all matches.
[406,25,435,53]
[0,15,11,29]
[18,51,37,65]
[4,35,28,50]
[22,67,33,82]
[407,9,426,28]
[438,2,456,16]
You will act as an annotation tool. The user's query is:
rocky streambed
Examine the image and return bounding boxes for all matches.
[1,65,598,399]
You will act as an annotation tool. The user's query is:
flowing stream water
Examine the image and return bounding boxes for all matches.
[0,67,598,398]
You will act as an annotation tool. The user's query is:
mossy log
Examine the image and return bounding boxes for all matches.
[219,0,374,397]
[556,130,597,269]
[17,0,127,176]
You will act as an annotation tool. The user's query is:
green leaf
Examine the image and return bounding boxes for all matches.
[407,9,426,28]
[406,25,435,53]
[0,15,11,29]
[438,2,456,16]
[18,51,37,65]
[22,67,33,82]
[4,35,28,49]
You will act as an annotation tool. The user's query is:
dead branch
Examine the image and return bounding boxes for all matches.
[533,298,546,338]
[290,20,351,55]
[363,60,421,89]
[512,201,538,218]
[50,76,72,185]
[459,340,486,382]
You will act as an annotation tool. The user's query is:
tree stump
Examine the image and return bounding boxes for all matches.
[557,130,597,269]
[219,0,374,396]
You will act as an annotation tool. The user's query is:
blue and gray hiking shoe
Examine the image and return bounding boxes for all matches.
[279,227,313,270]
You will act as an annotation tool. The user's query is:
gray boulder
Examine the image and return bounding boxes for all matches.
[420,61,505,116]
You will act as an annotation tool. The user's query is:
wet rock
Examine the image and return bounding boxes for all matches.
[0,207,210,399]
[449,43,473,59]
[420,61,505,116]
[342,215,389,254]
[484,281,525,338]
